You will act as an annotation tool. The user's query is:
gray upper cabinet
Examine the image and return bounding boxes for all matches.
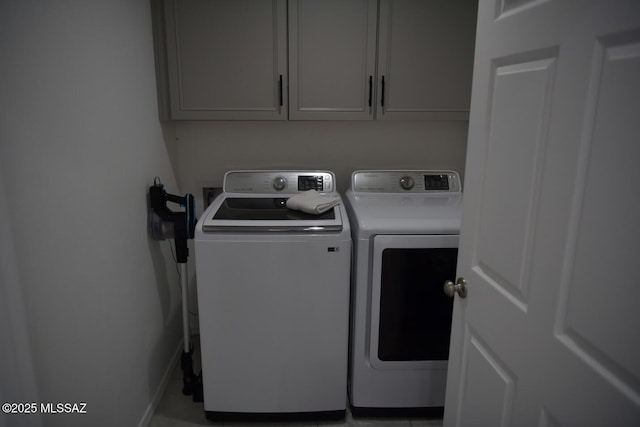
[164,0,287,120]
[376,0,478,120]
[288,0,378,120]
[161,0,476,121]
[289,0,477,121]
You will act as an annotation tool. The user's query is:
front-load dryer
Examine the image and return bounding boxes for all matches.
[194,170,351,422]
[344,170,462,415]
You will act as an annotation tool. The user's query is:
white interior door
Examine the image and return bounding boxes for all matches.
[444,1,640,426]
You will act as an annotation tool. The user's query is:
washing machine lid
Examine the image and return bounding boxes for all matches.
[345,170,462,236]
[202,194,343,232]
[346,191,461,236]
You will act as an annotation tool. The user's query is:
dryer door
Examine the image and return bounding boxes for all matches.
[369,234,458,370]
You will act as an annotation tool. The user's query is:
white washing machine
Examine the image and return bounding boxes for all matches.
[344,170,462,415]
[194,170,351,422]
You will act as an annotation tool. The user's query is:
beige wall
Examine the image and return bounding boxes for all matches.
[171,120,469,207]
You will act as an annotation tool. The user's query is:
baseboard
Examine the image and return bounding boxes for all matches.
[137,338,184,427]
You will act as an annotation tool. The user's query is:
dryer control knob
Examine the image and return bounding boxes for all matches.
[272,176,287,191]
[399,176,414,190]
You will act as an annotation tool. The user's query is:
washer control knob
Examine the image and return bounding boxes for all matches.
[272,176,287,191]
[399,176,414,190]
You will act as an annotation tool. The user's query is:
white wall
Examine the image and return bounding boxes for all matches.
[173,120,469,206]
[0,164,41,427]
[0,1,183,426]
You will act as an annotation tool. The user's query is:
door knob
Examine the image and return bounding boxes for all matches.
[444,278,468,298]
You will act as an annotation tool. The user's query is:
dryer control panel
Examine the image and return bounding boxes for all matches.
[352,170,461,193]
[224,170,335,194]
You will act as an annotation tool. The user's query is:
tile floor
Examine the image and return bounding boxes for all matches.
[149,338,443,427]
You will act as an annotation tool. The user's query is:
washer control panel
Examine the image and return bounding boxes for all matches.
[352,170,461,193]
[224,170,335,194]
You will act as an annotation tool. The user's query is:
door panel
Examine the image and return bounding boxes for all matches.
[476,55,556,308]
[557,32,640,394]
[458,331,515,427]
[445,1,640,425]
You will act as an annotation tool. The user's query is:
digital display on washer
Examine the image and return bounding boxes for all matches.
[298,175,323,191]
[424,174,449,191]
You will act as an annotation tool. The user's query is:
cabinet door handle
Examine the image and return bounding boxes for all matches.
[381,75,385,109]
[368,75,373,112]
[278,75,283,107]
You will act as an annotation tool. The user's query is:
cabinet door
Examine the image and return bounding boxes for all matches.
[164,0,287,120]
[377,0,477,120]
[288,0,377,120]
